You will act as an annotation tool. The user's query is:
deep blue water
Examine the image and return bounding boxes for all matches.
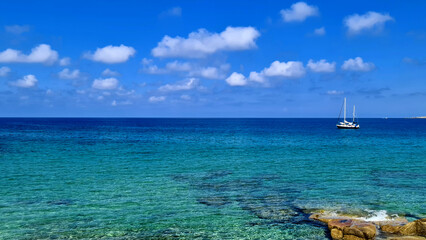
[0,118,425,239]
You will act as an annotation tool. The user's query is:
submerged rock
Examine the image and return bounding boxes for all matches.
[197,196,230,206]
[202,170,232,180]
[327,219,376,240]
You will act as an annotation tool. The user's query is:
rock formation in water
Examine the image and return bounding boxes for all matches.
[310,212,426,240]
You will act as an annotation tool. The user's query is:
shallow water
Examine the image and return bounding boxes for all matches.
[0,118,425,239]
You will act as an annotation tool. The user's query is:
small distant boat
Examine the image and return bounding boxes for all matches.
[336,97,359,129]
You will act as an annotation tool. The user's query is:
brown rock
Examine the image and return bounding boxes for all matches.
[309,213,351,224]
[328,219,376,240]
[399,219,426,236]
[417,219,426,236]
[331,228,344,239]
[343,235,365,240]
[381,223,404,234]
[386,236,426,240]
[400,222,418,236]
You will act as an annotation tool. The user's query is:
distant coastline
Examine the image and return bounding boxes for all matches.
[407,116,426,119]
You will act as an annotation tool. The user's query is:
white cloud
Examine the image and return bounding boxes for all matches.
[191,66,222,79]
[226,72,247,86]
[248,71,265,83]
[159,78,199,91]
[58,68,81,79]
[327,90,344,95]
[84,44,136,63]
[143,60,228,79]
[5,25,30,34]
[166,61,192,71]
[102,68,120,76]
[11,74,38,88]
[59,57,71,66]
[341,57,375,72]
[160,6,182,17]
[152,26,260,58]
[280,2,319,22]
[0,66,11,77]
[344,11,393,35]
[149,96,166,103]
[261,61,305,78]
[141,58,153,65]
[111,100,132,106]
[238,61,305,85]
[313,27,325,36]
[92,77,119,90]
[0,44,58,64]
[307,59,336,73]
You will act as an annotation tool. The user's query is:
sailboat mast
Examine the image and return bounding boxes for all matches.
[353,105,355,122]
[344,98,346,121]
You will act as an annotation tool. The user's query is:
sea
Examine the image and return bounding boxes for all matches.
[0,118,425,239]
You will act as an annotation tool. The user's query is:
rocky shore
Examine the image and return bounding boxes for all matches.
[309,212,426,240]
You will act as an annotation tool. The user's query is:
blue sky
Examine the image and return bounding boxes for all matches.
[0,0,425,117]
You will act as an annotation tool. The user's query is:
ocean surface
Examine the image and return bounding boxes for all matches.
[0,118,425,239]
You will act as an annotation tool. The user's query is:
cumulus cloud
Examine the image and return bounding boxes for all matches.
[342,57,375,71]
[59,57,71,66]
[84,44,136,63]
[0,66,11,77]
[256,61,305,78]
[228,61,305,86]
[159,78,199,91]
[0,44,58,64]
[102,68,120,76]
[344,11,394,35]
[160,6,182,17]
[143,60,228,79]
[307,59,336,72]
[5,25,30,34]
[190,66,224,79]
[248,71,265,83]
[151,26,260,58]
[280,2,319,22]
[313,27,325,36]
[11,74,38,88]
[149,96,166,103]
[92,77,119,90]
[226,72,247,86]
[58,68,81,79]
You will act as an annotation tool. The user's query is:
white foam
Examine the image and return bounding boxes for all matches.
[357,210,398,222]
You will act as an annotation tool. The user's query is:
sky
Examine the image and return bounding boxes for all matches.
[0,0,425,117]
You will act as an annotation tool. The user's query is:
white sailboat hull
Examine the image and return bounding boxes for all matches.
[336,122,359,129]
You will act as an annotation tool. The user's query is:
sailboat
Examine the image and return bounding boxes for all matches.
[336,97,359,129]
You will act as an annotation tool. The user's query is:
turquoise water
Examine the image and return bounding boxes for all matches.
[0,118,425,239]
